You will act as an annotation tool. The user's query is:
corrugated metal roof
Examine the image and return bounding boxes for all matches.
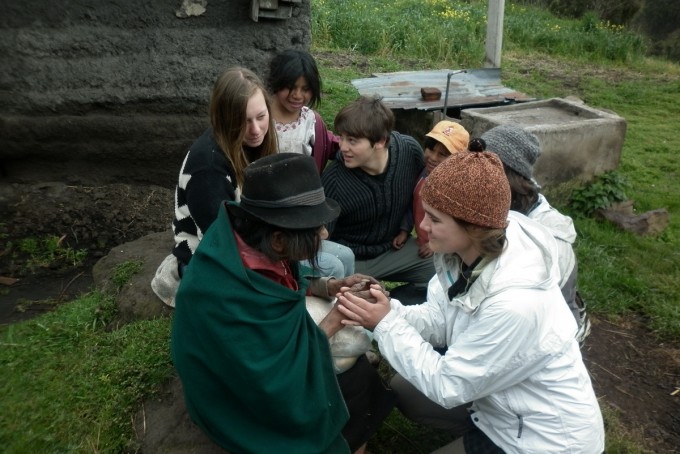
[351,68,532,111]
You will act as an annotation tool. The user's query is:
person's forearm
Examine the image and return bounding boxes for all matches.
[308,277,332,298]
[318,316,343,338]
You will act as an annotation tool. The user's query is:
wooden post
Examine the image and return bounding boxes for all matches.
[485,0,505,68]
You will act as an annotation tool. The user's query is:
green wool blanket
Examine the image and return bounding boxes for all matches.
[171,204,349,453]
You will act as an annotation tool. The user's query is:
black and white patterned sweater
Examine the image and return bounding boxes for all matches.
[171,129,238,266]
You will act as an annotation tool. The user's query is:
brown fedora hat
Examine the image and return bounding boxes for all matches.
[227,153,340,229]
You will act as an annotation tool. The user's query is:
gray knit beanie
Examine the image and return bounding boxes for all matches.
[481,124,541,181]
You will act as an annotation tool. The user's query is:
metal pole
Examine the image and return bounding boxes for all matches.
[442,70,467,117]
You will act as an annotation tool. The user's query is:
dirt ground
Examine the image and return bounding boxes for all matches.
[0,183,174,323]
[0,183,678,453]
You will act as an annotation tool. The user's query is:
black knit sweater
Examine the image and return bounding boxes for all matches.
[321,131,424,260]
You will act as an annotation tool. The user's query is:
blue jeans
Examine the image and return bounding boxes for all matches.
[301,240,355,279]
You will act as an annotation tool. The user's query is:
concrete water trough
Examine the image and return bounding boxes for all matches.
[461,97,627,186]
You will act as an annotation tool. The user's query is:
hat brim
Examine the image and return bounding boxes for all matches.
[227,198,341,229]
[425,131,463,155]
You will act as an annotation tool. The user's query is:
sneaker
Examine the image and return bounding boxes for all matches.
[577,313,591,346]
[575,293,592,346]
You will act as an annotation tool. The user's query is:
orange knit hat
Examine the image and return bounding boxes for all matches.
[421,150,510,229]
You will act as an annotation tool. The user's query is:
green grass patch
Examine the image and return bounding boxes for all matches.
[112,260,144,290]
[0,293,173,452]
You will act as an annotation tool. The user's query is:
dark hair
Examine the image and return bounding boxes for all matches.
[469,137,538,214]
[423,136,439,151]
[456,218,507,261]
[268,49,322,109]
[334,96,394,147]
[424,138,451,157]
[209,67,277,188]
[504,165,539,214]
[231,211,321,272]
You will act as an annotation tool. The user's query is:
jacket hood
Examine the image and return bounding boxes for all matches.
[529,194,576,244]
[434,211,561,312]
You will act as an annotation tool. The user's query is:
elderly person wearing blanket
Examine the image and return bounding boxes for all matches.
[336,148,604,453]
[171,153,395,454]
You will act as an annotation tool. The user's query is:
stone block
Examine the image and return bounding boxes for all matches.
[461,98,627,186]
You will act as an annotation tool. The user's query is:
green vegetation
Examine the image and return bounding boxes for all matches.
[312,0,646,66]
[1,1,678,452]
[112,260,144,290]
[14,235,87,273]
[569,171,630,216]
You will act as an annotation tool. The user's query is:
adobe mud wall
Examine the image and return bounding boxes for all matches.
[0,0,311,187]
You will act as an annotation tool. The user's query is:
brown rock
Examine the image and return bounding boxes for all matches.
[597,204,670,236]
[92,230,174,326]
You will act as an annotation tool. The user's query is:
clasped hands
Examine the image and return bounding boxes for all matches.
[327,274,392,331]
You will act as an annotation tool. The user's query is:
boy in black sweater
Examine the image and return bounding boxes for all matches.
[321,97,434,300]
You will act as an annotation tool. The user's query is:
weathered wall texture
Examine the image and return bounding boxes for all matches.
[0,0,311,187]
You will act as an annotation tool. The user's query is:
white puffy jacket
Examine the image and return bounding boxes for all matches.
[373,212,604,453]
[529,193,577,290]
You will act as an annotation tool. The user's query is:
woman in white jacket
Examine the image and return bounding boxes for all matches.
[337,149,604,453]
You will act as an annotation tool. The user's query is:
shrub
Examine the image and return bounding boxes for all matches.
[569,171,629,217]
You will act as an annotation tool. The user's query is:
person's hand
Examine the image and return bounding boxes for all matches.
[336,285,391,330]
[340,278,391,304]
[326,274,384,298]
[418,242,434,258]
[392,230,409,250]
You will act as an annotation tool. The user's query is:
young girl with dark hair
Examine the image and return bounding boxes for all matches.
[268,48,339,173]
[268,49,355,279]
